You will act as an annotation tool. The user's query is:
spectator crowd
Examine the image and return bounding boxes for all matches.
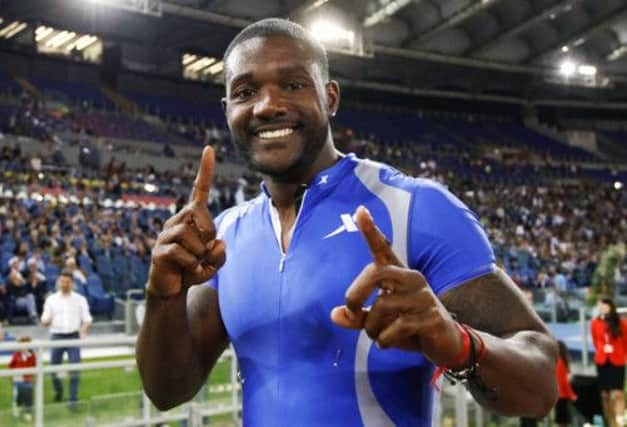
[0,94,625,325]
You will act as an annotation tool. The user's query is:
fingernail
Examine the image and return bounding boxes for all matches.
[361,206,372,219]
[207,240,216,251]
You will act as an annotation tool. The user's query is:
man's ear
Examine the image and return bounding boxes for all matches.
[326,80,340,118]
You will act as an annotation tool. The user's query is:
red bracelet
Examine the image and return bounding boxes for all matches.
[430,322,485,389]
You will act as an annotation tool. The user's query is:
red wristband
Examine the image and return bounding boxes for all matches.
[447,322,472,369]
[430,322,470,388]
[430,322,486,389]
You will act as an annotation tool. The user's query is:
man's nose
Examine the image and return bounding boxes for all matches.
[253,88,287,119]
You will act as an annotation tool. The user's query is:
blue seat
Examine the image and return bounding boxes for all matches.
[78,254,94,274]
[45,264,60,293]
[86,273,115,318]
[0,332,15,356]
[95,254,116,293]
[111,252,129,296]
[129,254,149,291]
[0,251,12,275]
[73,278,88,297]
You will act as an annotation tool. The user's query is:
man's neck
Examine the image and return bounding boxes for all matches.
[264,144,340,211]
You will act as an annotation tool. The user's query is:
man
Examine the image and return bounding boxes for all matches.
[7,256,38,323]
[41,269,92,406]
[137,18,558,426]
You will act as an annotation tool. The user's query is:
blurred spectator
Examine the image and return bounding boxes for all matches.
[41,270,92,407]
[555,340,577,427]
[0,277,7,321]
[65,257,87,288]
[591,298,627,427]
[8,336,36,420]
[7,256,39,323]
[25,257,46,315]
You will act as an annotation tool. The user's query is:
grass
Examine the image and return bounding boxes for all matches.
[0,355,235,426]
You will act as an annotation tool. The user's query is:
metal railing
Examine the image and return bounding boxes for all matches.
[0,336,239,427]
[1,305,597,427]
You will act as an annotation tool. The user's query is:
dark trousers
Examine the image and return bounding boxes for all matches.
[14,381,33,408]
[50,332,81,402]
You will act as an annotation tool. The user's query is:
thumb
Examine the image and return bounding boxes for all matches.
[330,305,368,329]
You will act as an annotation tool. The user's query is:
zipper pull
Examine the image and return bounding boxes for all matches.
[279,255,286,272]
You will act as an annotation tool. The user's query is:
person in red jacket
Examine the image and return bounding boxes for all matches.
[555,340,577,426]
[591,298,627,427]
[8,336,37,419]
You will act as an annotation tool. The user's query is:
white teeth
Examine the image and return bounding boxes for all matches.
[258,128,294,139]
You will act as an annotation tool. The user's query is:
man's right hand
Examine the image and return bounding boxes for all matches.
[147,146,226,298]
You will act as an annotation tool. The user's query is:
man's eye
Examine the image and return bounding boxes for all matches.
[233,88,254,99]
[286,82,304,91]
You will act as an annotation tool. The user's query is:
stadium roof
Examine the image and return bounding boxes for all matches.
[2,0,627,104]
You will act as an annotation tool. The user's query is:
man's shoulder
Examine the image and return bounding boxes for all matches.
[351,156,448,196]
[46,291,61,301]
[71,291,88,302]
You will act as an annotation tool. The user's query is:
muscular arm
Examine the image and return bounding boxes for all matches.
[440,268,558,417]
[136,285,229,410]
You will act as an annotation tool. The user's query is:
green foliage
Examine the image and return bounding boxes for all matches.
[591,242,626,303]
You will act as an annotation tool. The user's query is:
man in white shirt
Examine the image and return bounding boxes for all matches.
[41,269,92,405]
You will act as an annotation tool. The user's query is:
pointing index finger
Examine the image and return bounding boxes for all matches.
[190,146,215,205]
[355,206,402,267]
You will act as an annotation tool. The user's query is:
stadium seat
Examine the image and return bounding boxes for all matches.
[45,264,60,293]
[95,254,116,293]
[129,254,149,291]
[78,254,94,274]
[85,273,115,318]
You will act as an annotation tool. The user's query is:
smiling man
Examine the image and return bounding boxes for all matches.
[137,18,558,426]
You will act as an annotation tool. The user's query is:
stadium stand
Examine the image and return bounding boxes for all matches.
[0,87,624,327]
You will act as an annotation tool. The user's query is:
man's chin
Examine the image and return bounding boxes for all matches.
[250,156,305,182]
[251,161,295,178]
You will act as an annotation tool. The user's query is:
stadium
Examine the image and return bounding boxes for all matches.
[0,0,625,426]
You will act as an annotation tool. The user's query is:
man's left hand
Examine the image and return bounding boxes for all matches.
[330,206,464,368]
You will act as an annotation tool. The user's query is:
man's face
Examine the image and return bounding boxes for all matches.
[223,36,339,181]
[58,275,72,293]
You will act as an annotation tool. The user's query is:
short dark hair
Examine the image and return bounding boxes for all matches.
[59,268,73,278]
[223,18,329,83]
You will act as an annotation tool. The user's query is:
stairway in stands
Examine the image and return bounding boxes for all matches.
[101,86,140,115]
[14,76,43,100]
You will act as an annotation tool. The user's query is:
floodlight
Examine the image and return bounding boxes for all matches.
[561,46,569,52]
[559,60,576,77]
[46,31,76,48]
[363,0,412,27]
[607,45,627,62]
[4,22,27,39]
[68,35,98,51]
[615,181,623,190]
[310,19,354,44]
[35,26,54,42]
[207,61,224,75]
[0,21,23,38]
[182,54,197,65]
[188,57,215,72]
[577,64,596,76]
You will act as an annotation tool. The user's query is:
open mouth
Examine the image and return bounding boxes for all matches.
[254,125,301,140]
